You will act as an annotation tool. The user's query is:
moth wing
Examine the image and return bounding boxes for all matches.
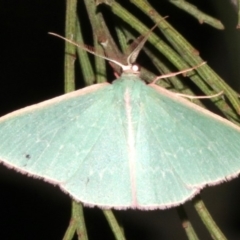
[134,84,240,209]
[0,83,132,208]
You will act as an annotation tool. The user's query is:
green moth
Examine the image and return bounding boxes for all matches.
[0,29,240,210]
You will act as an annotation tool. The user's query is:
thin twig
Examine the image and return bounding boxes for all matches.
[169,0,224,29]
[193,195,227,240]
[62,202,78,240]
[84,0,107,83]
[177,206,200,240]
[64,0,77,92]
[103,210,126,240]
[74,202,89,240]
[76,17,95,85]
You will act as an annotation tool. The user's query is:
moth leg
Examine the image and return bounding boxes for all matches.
[176,91,223,100]
[151,62,206,85]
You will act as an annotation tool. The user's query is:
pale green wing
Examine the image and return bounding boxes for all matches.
[134,83,240,209]
[0,83,133,208]
[1,75,240,210]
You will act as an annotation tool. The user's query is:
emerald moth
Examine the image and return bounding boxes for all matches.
[0,27,240,210]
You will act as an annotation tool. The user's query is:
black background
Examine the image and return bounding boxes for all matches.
[1,0,240,239]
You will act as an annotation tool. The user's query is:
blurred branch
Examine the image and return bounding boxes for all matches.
[115,24,129,53]
[62,203,77,240]
[103,210,126,240]
[177,206,200,240]
[64,0,77,92]
[63,201,88,240]
[74,202,89,240]
[84,0,107,83]
[76,17,95,85]
[193,195,227,240]
[169,0,224,29]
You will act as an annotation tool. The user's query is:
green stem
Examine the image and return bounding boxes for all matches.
[84,0,107,83]
[115,24,129,53]
[64,0,78,93]
[62,203,77,240]
[76,17,95,86]
[177,206,200,240]
[62,201,88,240]
[103,210,126,240]
[74,202,89,240]
[85,0,126,77]
[169,0,224,29]
[193,195,227,240]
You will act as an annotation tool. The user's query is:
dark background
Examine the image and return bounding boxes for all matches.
[1,0,240,239]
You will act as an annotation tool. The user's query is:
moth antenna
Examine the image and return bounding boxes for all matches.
[50,17,169,74]
[127,16,169,65]
[48,32,129,71]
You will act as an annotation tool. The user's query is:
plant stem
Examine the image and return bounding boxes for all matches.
[74,202,89,240]
[76,17,95,85]
[169,0,224,29]
[103,210,126,240]
[84,0,107,83]
[64,0,78,93]
[177,206,200,240]
[193,195,227,240]
[62,206,77,240]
